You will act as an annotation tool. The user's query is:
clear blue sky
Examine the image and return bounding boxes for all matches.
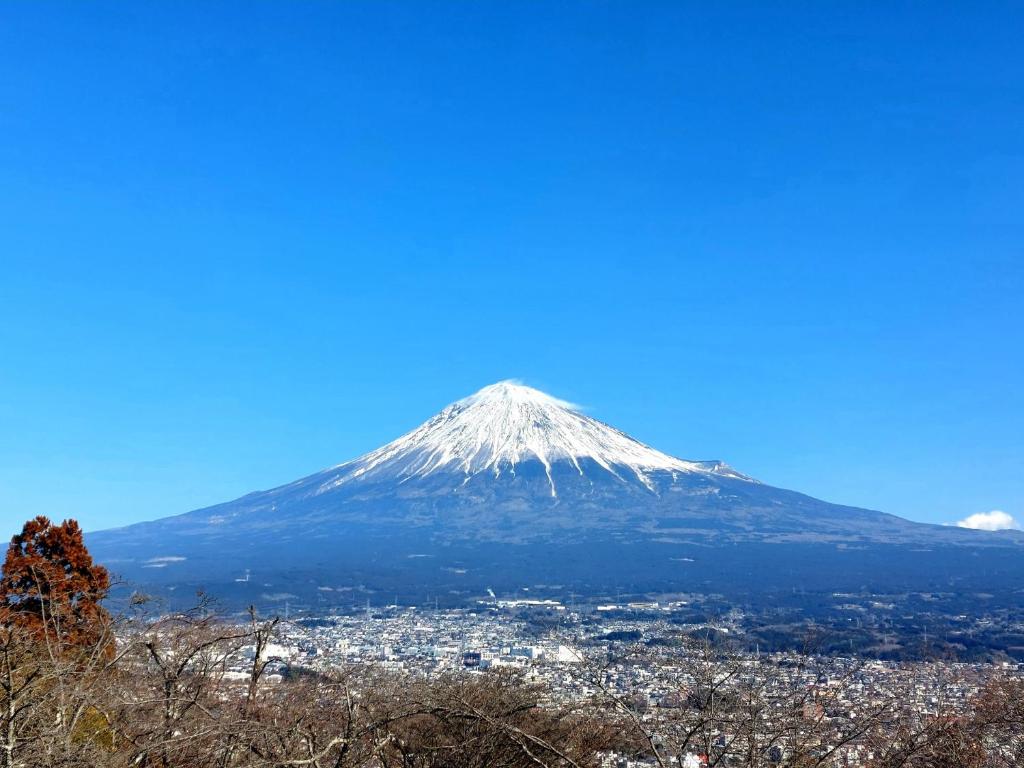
[1,2,1021,536]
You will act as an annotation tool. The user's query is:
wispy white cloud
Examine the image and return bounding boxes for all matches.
[143,556,187,568]
[261,592,298,602]
[954,510,1021,531]
[464,379,585,411]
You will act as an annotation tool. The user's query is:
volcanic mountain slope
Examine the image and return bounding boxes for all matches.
[88,381,1022,606]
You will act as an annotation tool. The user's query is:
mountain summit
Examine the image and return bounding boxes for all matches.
[88,381,1022,609]
[318,381,749,497]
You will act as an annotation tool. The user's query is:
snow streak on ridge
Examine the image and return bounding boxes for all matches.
[317,381,752,497]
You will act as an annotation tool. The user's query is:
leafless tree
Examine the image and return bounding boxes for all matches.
[566,630,1004,768]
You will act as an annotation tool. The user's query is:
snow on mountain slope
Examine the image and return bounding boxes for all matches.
[315,381,752,497]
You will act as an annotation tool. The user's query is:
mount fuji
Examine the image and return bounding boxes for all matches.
[88,381,1023,609]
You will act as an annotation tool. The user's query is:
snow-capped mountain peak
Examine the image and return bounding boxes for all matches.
[319,380,750,496]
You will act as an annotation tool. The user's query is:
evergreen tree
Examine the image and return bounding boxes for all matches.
[0,516,110,647]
